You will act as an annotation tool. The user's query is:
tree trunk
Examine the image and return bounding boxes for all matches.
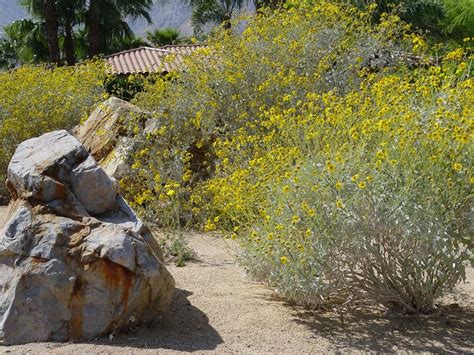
[43,0,61,65]
[86,1,102,57]
[64,16,76,65]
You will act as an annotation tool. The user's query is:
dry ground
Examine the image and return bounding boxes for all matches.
[0,206,473,353]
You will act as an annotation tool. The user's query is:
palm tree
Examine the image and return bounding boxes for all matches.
[21,0,81,65]
[19,0,153,63]
[0,19,49,68]
[20,0,61,64]
[56,0,82,65]
[189,0,246,32]
[84,0,153,57]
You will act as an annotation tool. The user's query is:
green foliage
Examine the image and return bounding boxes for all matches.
[341,0,474,42]
[107,34,149,53]
[0,0,470,313]
[2,0,471,67]
[345,0,444,31]
[0,19,49,69]
[440,0,474,40]
[0,40,17,70]
[0,61,107,201]
[188,0,246,32]
[105,74,149,101]
[146,28,181,47]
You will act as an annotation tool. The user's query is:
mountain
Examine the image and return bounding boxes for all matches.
[0,0,193,36]
[129,1,193,36]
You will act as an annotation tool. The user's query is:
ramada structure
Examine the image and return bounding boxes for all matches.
[105,44,206,75]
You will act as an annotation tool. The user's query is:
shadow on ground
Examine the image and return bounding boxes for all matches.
[90,288,223,351]
[291,304,474,353]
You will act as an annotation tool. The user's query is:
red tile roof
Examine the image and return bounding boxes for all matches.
[159,44,205,56]
[105,45,206,75]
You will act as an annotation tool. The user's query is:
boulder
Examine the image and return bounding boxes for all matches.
[74,97,150,181]
[0,130,175,345]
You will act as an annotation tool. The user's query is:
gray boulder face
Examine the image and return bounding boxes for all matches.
[0,130,175,345]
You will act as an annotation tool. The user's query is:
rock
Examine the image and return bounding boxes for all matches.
[74,97,150,181]
[0,131,175,345]
[70,155,119,215]
[7,130,89,203]
[100,136,136,181]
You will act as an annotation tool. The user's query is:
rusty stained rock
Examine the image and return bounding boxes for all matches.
[0,131,175,345]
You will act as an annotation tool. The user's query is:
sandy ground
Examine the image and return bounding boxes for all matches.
[0,206,473,353]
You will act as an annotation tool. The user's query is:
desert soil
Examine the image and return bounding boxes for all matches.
[0,205,473,354]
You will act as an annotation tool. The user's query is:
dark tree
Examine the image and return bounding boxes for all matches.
[43,0,61,64]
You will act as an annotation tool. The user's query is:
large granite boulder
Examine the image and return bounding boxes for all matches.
[74,97,153,181]
[0,130,175,345]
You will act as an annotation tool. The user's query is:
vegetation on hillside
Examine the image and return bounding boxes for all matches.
[122,1,472,313]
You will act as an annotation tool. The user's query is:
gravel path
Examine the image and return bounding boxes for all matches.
[0,212,473,353]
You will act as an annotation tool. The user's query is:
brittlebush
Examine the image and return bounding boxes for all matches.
[129,2,408,223]
[127,1,473,313]
[0,62,107,201]
[206,66,472,313]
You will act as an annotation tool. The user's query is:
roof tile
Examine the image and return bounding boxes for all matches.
[105,45,206,75]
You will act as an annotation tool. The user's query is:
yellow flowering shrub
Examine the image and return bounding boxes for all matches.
[126,1,473,313]
[209,65,472,313]
[129,1,409,224]
[0,62,107,201]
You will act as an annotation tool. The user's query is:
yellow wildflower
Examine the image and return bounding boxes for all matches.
[453,163,463,172]
[336,200,345,209]
[326,161,336,173]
